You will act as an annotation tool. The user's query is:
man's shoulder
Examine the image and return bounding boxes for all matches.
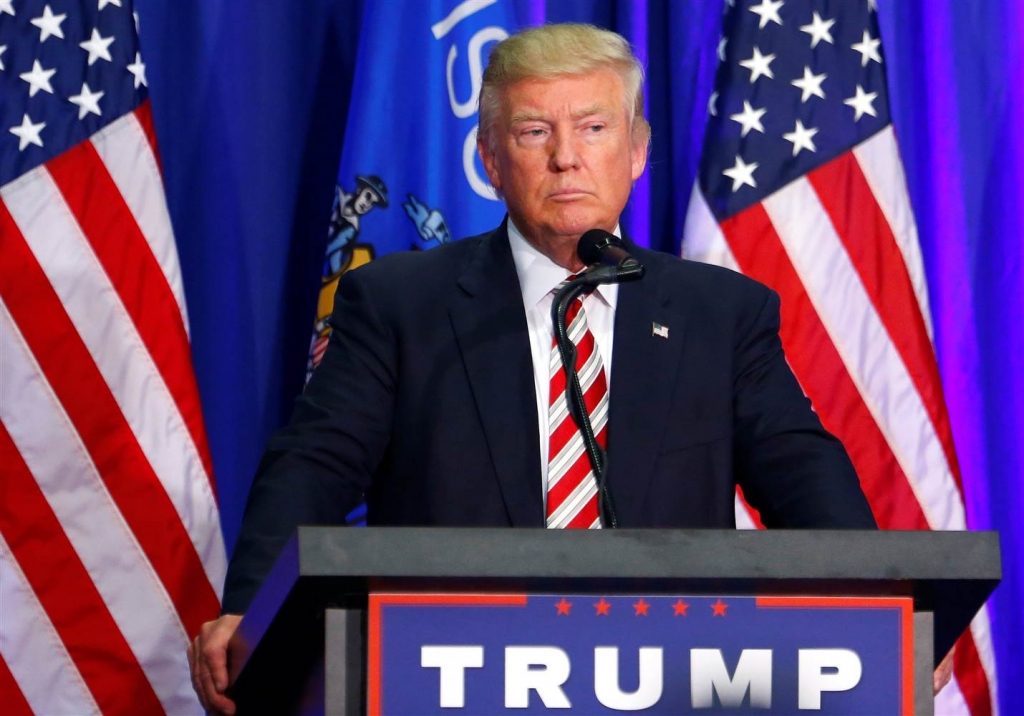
[634,246,773,306]
[361,231,489,275]
[343,227,497,294]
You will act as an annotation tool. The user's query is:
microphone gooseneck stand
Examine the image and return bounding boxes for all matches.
[551,260,644,529]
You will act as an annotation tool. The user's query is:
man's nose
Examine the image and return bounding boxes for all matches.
[549,131,581,172]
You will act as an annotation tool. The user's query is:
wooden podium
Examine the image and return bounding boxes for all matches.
[228,528,1000,715]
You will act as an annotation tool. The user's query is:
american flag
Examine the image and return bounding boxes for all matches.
[0,1,225,713]
[682,0,998,713]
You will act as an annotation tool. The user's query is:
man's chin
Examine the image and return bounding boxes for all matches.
[549,217,612,241]
[514,208,612,246]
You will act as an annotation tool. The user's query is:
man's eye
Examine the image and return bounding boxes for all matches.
[588,124,605,133]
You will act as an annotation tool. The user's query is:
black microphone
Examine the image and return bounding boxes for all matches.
[577,229,641,270]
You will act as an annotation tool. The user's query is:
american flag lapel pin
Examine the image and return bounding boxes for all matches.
[652,322,669,339]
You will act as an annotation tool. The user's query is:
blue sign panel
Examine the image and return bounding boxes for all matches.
[368,594,912,714]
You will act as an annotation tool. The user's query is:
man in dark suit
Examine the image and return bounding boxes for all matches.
[189,23,875,714]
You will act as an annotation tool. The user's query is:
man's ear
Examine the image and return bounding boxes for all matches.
[630,132,649,182]
[477,134,502,193]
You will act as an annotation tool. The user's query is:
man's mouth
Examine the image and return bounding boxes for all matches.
[548,188,590,200]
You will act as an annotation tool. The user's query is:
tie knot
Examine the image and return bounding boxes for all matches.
[553,274,580,295]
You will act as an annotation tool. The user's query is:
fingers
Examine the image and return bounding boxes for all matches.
[188,615,243,715]
[190,636,223,715]
[187,641,204,711]
[200,621,230,694]
[933,647,955,695]
[197,653,236,715]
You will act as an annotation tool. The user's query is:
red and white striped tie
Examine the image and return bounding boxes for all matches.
[546,286,608,529]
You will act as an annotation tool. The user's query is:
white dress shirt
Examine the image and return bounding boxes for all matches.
[507,219,619,505]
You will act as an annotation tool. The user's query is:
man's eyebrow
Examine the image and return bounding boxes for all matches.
[507,105,614,126]
[508,112,547,125]
[571,105,611,120]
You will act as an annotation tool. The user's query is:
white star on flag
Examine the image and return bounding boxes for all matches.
[851,30,882,67]
[707,91,719,117]
[0,0,14,17]
[99,0,123,9]
[791,66,826,102]
[844,84,878,121]
[19,60,57,97]
[748,0,784,29]
[723,155,758,192]
[127,52,148,88]
[68,82,105,118]
[799,12,835,48]
[718,36,728,62]
[30,4,67,42]
[9,113,45,150]
[782,119,818,156]
[80,28,115,65]
[729,100,767,137]
[739,46,776,83]
[0,45,7,71]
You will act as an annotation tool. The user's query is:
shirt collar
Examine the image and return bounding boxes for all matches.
[508,217,620,310]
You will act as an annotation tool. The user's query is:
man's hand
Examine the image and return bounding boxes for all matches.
[187,614,243,715]
[934,646,955,694]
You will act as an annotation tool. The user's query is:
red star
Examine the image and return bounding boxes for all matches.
[672,599,690,617]
[555,598,572,616]
[594,598,611,616]
[632,598,650,616]
[711,599,729,617]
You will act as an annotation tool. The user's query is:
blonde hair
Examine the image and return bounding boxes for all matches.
[478,23,651,148]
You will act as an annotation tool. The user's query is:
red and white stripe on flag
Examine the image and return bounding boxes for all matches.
[683,126,998,715]
[0,103,227,713]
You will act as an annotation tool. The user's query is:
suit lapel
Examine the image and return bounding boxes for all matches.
[448,224,544,526]
[605,257,687,524]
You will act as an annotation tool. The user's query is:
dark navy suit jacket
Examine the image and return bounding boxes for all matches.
[222,223,876,613]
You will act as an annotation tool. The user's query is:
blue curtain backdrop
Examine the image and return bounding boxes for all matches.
[137,0,1022,708]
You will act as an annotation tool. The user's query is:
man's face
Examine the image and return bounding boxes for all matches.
[479,69,647,256]
[353,188,377,215]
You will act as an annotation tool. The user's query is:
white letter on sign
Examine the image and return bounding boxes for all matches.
[505,646,572,708]
[594,646,664,710]
[421,645,484,708]
[798,649,862,710]
[691,648,773,709]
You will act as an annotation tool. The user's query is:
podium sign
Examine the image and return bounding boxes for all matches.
[369,593,913,714]
[230,529,999,715]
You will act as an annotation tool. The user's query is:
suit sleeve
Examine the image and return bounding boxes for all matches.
[221,268,396,613]
[731,287,877,529]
